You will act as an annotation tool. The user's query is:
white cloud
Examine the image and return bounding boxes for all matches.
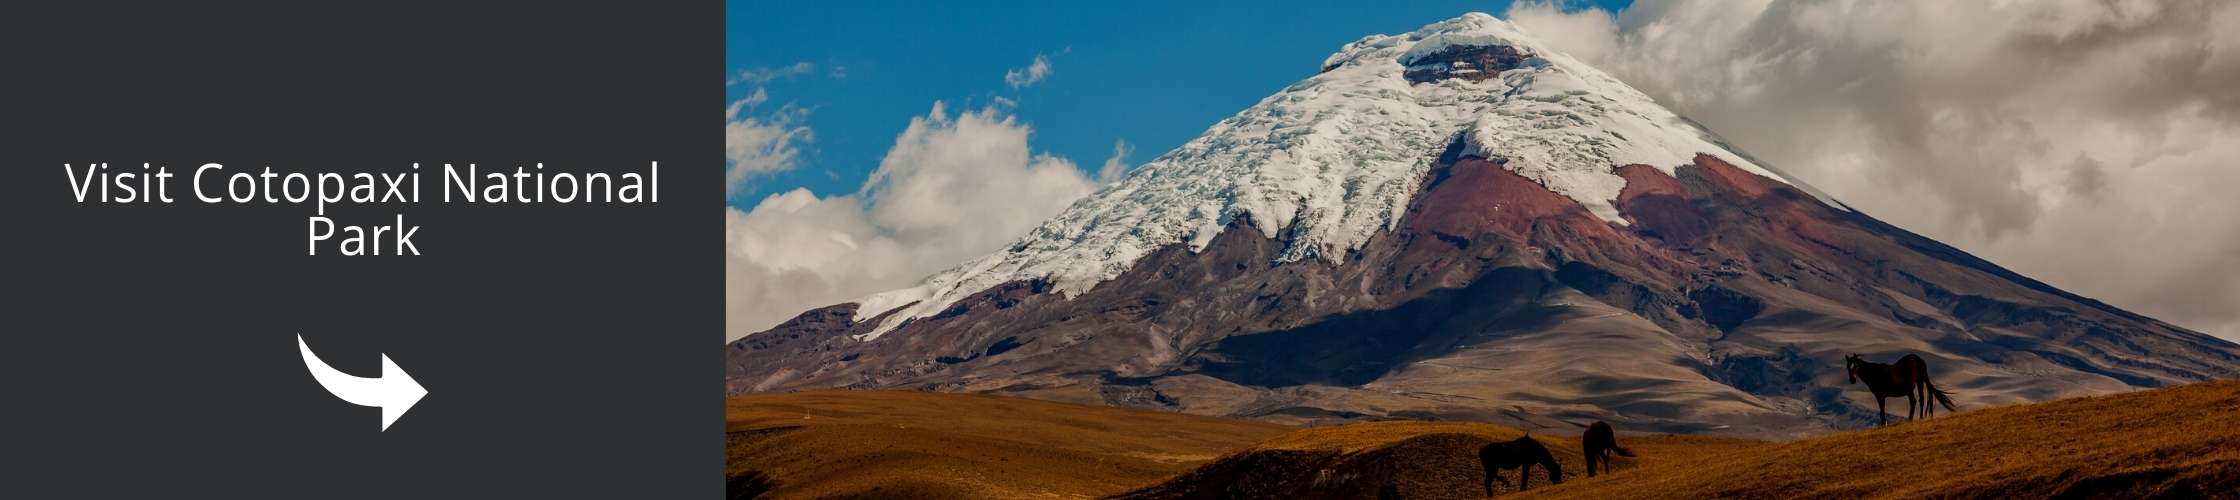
[1005,54,1053,88]
[1508,0,2240,340]
[735,87,768,108]
[726,102,1111,339]
[730,62,816,86]
[721,62,845,190]
[1097,139,1133,183]
[1502,2,1620,63]
[725,91,812,191]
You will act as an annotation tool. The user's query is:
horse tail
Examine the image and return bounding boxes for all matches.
[1610,445,1636,458]
[1925,378,1958,412]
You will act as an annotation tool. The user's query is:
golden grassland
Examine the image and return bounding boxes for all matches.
[1113,421,1761,499]
[723,390,1290,499]
[727,380,2240,499]
[1513,379,2240,499]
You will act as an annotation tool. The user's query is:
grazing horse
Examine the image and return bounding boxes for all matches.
[1580,421,1634,477]
[1846,353,1958,426]
[1479,434,1563,495]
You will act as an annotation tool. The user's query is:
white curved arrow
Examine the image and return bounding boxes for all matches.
[296,334,428,431]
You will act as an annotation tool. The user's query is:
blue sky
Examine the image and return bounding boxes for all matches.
[726,0,1632,207]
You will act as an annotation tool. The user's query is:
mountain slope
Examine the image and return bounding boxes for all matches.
[841,13,1823,341]
[726,13,2240,437]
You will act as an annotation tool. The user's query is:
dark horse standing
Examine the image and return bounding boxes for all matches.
[1580,421,1634,477]
[1846,353,1958,426]
[1479,434,1562,495]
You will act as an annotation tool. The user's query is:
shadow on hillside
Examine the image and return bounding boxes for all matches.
[726,470,776,500]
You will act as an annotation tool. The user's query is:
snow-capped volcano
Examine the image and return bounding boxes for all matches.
[728,13,2238,437]
[854,14,1832,339]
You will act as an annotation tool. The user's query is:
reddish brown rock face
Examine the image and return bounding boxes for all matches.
[1409,158,1616,241]
[1615,164,1711,245]
[1688,154,1776,199]
[726,141,2240,437]
[1403,45,1532,84]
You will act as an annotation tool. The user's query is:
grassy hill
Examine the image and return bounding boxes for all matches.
[727,380,2240,499]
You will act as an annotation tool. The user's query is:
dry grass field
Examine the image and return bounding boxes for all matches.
[1113,421,1761,499]
[723,390,1290,499]
[1512,379,2240,499]
[727,380,2240,499]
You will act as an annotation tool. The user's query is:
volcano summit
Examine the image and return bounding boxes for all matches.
[726,13,2237,437]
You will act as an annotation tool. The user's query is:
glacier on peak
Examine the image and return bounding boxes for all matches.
[844,12,1839,340]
